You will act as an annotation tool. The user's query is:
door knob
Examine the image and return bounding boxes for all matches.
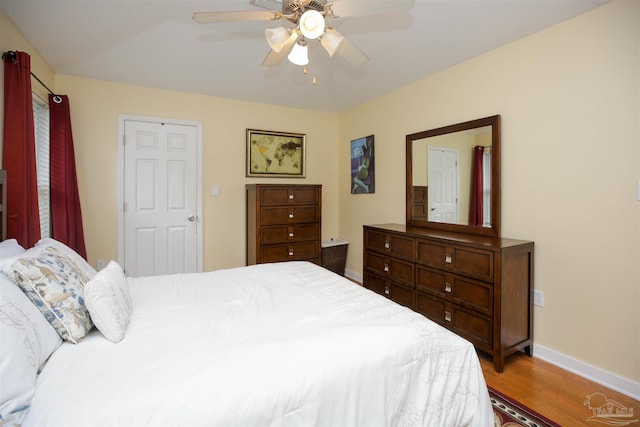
[188,215,196,222]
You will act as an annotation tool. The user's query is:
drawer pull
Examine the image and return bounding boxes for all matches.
[384,286,390,295]
[288,194,294,200]
[288,249,294,256]
[384,240,390,249]
[444,311,452,322]
[288,212,294,219]
[288,232,294,238]
[383,263,390,273]
[444,282,452,293]
[445,254,452,264]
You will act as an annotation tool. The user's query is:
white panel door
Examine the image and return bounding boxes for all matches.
[427,147,459,223]
[123,120,198,277]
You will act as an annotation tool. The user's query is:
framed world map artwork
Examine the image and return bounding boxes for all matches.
[246,129,306,177]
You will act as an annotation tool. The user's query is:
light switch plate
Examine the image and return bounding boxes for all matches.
[533,290,544,307]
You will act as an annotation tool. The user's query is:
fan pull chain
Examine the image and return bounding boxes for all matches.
[302,66,317,85]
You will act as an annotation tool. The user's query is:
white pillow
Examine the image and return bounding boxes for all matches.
[0,239,25,258]
[84,261,132,343]
[36,238,97,279]
[0,275,62,420]
[0,245,44,274]
[4,246,94,343]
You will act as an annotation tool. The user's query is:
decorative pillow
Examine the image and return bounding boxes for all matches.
[0,239,25,259]
[0,275,62,420]
[4,246,93,343]
[36,238,97,279]
[0,244,48,274]
[84,261,132,343]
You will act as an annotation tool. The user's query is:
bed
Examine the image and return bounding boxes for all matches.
[1,238,493,426]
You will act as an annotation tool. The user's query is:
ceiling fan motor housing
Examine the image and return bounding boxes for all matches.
[283,0,327,24]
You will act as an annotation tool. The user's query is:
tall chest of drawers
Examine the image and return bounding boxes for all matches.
[364,223,534,372]
[246,184,321,265]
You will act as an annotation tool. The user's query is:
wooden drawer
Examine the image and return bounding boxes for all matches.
[364,228,414,261]
[364,271,415,308]
[415,266,493,315]
[362,224,534,373]
[415,292,492,351]
[416,239,494,282]
[261,223,319,244]
[260,242,319,263]
[260,186,320,206]
[365,251,414,287]
[260,206,319,225]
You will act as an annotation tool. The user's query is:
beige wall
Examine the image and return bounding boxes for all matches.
[339,0,639,382]
[53,75,340,272]
[1,0,638,387]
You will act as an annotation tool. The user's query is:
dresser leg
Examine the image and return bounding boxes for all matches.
[493,355,504,373]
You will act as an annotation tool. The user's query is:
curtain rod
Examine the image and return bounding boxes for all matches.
[2,50,58,97]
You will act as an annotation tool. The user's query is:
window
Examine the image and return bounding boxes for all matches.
[33,94,50,238]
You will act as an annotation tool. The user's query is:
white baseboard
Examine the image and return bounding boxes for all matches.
[343,271,639,400]
[533,344,640,400]
[345,269,362,284]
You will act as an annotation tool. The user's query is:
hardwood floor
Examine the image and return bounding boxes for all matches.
[480,352,640,426]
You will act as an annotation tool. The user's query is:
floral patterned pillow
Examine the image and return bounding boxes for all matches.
[4,246,93,344]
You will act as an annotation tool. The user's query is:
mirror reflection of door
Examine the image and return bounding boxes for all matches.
[427,147,458,223]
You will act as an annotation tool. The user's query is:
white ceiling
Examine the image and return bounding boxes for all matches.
[1,0,611,112]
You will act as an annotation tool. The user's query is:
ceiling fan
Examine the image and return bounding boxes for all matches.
[193,0,415,68]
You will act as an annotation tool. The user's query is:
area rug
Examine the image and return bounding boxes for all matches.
[489,386,560,427]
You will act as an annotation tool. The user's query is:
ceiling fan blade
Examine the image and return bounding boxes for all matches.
[321,28,368,67]
[193,10,279,24]
[262,33,299,67]
[328,0,415,17]
[335,37,369,67]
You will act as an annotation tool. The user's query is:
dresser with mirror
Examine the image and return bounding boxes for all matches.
[363,115,534,372]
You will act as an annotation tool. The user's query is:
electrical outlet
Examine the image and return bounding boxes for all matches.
[533,290,544,307]
[96,259,105,270]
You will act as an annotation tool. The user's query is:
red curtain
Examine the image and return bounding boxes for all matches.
[2,51,41,247]
[49,94,87,259]
[469,146,484,226]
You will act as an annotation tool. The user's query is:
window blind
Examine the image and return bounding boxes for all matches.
[33,94,50,238]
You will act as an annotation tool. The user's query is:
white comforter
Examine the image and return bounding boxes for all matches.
[24,261,493,427]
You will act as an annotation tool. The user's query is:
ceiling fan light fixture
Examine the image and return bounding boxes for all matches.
[265,27,291,52]
[299,10,325,40]
[320,27,344,57]
[288,39,309,66]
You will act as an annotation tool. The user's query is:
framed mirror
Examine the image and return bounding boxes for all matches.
[406,115,501,238]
